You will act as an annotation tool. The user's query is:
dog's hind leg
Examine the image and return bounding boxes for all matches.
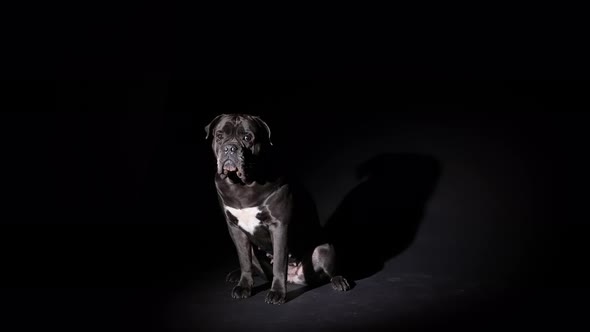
[312,243,351,291]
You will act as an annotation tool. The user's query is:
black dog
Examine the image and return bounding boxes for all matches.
[205,114,350,304]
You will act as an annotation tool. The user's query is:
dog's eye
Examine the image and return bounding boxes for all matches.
[216,133,223,140]
[243,134,252,142]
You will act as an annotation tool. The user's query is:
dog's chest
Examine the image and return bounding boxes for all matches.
[224,206,265,234]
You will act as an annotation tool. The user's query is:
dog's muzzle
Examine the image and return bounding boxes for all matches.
[217,143,247,181]
[221,144,239,171]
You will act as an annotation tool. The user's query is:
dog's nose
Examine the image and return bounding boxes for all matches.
[223,144,238,154]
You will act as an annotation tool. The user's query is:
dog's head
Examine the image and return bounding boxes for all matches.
[205,114,273,182]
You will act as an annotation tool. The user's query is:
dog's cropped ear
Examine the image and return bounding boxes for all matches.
[253,116,273,146]
[204,114,225,139]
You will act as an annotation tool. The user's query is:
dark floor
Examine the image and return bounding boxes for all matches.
[2,203,577,332]
[1,222,575,332]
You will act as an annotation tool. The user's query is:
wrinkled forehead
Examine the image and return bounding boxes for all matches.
[216,115,260,135]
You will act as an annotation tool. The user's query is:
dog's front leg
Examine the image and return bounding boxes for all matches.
[227,222,253,299]
[265,222,288,304]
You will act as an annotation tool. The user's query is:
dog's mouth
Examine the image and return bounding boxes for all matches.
[218,159,246,181]
[223,160,238,172]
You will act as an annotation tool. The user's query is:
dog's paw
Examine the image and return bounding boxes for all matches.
[226,269,241,283]
[264,290,286,305]
[231,285,252,299]
[330,276,351,291]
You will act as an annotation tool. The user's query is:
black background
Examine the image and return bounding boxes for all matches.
[3,3,589,331]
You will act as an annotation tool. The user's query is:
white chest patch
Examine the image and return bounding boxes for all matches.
[225,206,262,234]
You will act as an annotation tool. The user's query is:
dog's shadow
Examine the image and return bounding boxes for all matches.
[325,153,441,281]
[245,153,440,302]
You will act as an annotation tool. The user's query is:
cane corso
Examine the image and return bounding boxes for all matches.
[205,114,350,304]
